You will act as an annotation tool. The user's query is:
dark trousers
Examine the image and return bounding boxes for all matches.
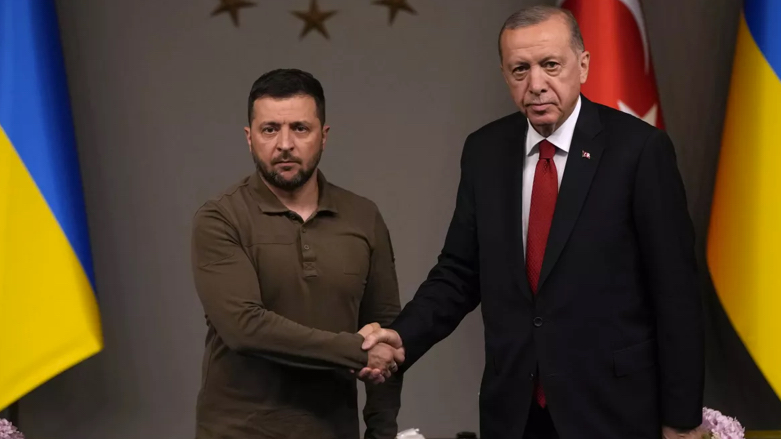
[522,402,559,439]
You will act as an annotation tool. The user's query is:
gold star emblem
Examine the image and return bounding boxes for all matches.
[211,0,256,27]
[291,0,338,40]
[373,0,416,25]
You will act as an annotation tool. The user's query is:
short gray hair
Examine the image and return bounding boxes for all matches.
[498,5,585,60]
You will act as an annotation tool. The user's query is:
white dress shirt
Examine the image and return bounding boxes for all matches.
[522,96,582,252]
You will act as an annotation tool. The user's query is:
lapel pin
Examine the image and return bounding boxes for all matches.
[582,150,591,159]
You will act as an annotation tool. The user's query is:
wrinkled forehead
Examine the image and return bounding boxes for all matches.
[500,19,574,63]
[252,95,319,123]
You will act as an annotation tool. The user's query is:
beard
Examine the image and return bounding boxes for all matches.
[252,146,323,192]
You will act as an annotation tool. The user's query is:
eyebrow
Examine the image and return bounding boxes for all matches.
[258,120,313,129]
[508,56,561,69]
[509,60,529,68]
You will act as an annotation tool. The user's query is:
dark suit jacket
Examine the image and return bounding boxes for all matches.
[389,96,704,439]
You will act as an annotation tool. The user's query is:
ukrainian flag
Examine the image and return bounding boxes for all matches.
[0,1,102,410]
[707,0,781,400]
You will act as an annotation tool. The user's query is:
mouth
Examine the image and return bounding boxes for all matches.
[273,159,301,165]
[273,161,300,171]
[529,103,552,112]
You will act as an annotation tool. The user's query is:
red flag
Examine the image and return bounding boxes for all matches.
[559,0,664,128]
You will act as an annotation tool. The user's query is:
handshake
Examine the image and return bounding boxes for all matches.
[354,323,405,384]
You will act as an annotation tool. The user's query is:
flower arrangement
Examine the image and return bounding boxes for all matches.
[0,419,24,439]
[700,407,745,439]
[0,408,747,439]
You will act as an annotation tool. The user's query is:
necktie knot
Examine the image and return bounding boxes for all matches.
[538,140,556,160]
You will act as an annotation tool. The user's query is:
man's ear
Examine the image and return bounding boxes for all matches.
[321,124,330,150]
[244,126,252,151]
[579,50,590,84]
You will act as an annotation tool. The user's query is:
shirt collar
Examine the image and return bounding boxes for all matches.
[249,169,338,215]
[525,95,582,156]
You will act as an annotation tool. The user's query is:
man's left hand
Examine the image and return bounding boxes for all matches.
[662,426,705,439]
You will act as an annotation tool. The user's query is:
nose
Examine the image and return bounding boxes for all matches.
[276,126,294,151]
[528,66,547,96]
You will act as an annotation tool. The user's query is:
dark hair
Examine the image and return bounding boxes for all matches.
[498,6,585,60]
[247,68,326,125]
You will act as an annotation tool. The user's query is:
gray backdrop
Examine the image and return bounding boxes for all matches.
[13,0,780,437]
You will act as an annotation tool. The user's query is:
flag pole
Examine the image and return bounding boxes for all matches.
[9,401,19,426]
[4,401,19,427]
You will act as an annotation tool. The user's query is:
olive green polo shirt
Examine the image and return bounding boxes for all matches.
[191,170,402,439]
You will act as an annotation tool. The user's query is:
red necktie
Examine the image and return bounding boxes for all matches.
[526,139,558,407]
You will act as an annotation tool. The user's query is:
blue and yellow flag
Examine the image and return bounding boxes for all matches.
[707,0,781,400]
[0,1,102,410]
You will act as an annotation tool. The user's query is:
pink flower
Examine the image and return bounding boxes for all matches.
[0,419,24,439]
[701,407,745,439]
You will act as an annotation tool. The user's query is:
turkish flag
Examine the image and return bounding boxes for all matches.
[559,0,664,128]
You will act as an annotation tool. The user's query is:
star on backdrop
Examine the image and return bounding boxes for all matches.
[291,0,338,40]
[211,0,256,27]
[209,0,418,38]
[373,0,417,25]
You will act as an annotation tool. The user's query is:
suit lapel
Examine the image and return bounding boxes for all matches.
[503,114,534,302]
[537,97,604,292]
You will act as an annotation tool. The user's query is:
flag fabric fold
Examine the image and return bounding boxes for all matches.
[0,0,102,410]
[707,0,781,400]
[559,0,664,129]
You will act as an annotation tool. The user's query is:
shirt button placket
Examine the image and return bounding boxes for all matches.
[301,226,317,277]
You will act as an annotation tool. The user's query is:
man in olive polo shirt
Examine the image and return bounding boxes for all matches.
[191,68,403,439]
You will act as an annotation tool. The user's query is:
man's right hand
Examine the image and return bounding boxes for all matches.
[358,322,381,338]
[363,342,404,384]
[357,327,405,384]
[354,324,404,384]
[362,327,403,350]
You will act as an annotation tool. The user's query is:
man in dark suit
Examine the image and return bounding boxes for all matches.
[359,6,704,439]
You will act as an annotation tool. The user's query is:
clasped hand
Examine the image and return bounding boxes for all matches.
[354,323,405,384]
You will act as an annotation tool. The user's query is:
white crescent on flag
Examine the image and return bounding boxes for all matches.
[557,0,663,128]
